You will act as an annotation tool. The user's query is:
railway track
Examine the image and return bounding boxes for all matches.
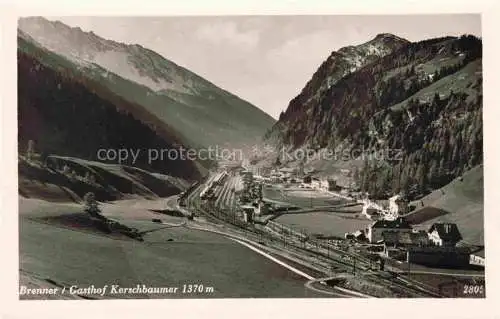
[185,175,367,273]
[181,171,442,298]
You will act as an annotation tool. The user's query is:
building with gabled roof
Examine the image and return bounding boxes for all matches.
[367,217,412,243]
[383,230,430,248]
[428,223,462,247]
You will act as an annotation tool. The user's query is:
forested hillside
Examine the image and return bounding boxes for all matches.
[18,35,203,181]
[266,34,482,199]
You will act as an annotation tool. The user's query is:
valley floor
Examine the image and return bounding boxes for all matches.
[18,197,324,299]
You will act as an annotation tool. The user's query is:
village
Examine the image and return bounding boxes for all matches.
[227,164,485,271]
[176,159,485,297]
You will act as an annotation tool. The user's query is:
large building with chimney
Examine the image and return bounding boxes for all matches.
[367,217,412,243]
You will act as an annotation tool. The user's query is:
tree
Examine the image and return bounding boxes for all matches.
[360,159,370,192]
[415,163,427,194]
[83,192,101,218]
[391,163,402,193]
[427,159,438,187]
[278,111,286,121]
[433,92,441,107]
[275,156,282,167]
[26,140,35,161]
[400,165,411,196]
[352,166,361,187]
[434,69,441,80]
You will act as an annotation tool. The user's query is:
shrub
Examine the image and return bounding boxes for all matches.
[83,192,101,217]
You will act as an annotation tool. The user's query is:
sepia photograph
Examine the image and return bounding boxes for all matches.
[15,14,485,300]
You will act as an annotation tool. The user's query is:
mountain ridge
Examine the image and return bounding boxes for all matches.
[19,16,276,150]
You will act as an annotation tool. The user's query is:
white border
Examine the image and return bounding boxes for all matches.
[1,1,499,319]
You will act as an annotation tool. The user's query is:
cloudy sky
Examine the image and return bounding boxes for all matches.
[55,15,481,119]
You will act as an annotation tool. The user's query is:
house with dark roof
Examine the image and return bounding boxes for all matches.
[428,223,462,247]
[367,217,412,243]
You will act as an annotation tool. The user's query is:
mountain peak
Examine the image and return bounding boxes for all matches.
[373,33,409,43]
[293,33,410,107]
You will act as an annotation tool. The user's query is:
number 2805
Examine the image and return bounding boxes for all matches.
[463,284,484,295]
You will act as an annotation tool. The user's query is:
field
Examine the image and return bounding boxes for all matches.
[263,184,369,238]
[264,185,345,208]
[19,197,324,299]
[275,212,373,238]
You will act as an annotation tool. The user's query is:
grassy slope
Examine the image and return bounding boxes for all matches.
[382,53,465,81]
[161,89,276,148]
[390,58,482,111]
[19,156,186,203]
[19,197,321,298]
[406,165,483,245]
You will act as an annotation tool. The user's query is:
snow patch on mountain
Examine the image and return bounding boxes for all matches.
[19,17,194,94]
[91,50,170,91]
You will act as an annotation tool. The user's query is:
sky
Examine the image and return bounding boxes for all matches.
[54,15,481,119]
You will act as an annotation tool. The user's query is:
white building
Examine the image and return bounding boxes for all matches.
[470,250,485,267]
[388,194,410,219]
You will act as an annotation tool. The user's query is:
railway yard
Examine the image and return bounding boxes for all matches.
[175,165,485,298]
